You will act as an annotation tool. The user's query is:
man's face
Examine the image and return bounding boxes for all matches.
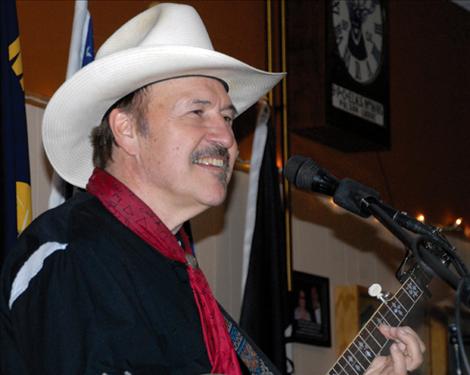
[135,76,238,215]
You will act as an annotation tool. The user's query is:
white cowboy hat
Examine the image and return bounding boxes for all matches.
[42,2,285,189]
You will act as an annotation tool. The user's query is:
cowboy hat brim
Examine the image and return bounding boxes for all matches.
[42,45,285,189]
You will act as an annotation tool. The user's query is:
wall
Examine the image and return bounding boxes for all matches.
[17,0,267,99]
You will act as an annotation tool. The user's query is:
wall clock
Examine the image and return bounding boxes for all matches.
[332,0,384,84]
[323,0,390,151]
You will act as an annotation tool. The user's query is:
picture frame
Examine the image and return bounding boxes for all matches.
[287,271,331,347]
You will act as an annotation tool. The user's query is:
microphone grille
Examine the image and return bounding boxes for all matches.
[285,155,320,190]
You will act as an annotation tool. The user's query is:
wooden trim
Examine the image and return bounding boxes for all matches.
[25,91,49,108]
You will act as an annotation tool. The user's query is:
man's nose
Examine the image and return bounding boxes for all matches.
[206,115,235,149]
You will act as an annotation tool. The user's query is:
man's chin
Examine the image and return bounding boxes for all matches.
[199,188,228,208]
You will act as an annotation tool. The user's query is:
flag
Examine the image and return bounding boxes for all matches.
[48,0,94,208]
[240,101,289,374]
[0,0,32,263]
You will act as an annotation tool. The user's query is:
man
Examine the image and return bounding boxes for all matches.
[0,3,424,375]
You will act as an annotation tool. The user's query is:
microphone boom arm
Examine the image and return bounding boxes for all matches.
[361,198,467,302]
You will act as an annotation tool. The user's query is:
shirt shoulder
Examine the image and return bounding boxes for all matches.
[0,192,119,308]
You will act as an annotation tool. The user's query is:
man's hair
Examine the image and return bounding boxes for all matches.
[90,86,150,169]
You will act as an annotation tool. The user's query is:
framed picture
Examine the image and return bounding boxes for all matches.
[287,271,331,347]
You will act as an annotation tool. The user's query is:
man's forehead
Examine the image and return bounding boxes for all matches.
[146,76,235,110]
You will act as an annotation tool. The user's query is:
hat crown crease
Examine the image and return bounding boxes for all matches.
[96,3,213,60]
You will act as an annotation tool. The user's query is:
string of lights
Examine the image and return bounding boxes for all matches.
[416,215,470,239]
[326,196,469,240]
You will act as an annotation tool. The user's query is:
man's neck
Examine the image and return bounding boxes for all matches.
[104,164,202,234]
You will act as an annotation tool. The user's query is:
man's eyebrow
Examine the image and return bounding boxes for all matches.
[191,99,238,116]
[224,104,238,117]
[192,99,211,106]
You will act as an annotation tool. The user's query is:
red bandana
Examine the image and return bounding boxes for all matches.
[87,168,241,375]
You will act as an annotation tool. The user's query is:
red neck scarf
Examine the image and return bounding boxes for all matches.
[87,168,241,375]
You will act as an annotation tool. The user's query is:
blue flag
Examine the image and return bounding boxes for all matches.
[0,0,32,263]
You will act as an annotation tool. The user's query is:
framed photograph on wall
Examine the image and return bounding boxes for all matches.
[287,271,331,347]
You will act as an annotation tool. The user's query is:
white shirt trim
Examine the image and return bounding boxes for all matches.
[9,241,68,309]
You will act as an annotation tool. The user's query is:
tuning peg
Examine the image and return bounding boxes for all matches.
[368,283,390,304]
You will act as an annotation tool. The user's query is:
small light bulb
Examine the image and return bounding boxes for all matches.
[455,217,463,226]
[417,214,425,222]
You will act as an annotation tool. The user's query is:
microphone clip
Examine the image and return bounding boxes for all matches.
[333,178,381,218]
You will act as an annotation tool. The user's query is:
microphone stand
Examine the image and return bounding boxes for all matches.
[449,323,463,375]
[360,198,469,299]
[359,197,470,375]
[284,155,470,373]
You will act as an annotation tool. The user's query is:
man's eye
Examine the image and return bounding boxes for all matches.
[192,109,204,116]
[224,116,234,124]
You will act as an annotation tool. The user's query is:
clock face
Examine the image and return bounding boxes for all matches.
[332,0,384,84]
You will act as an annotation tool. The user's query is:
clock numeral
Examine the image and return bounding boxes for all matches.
[334,24,343,45]
[343,48,351,68]
[366,60,373,79]
[332,0,340,15]
[371,42,381,64]
[375,23,383,36]
[355,60,361,81]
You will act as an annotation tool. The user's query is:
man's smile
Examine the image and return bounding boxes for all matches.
[191,145,230,170]
[191,144,232,185]
[192,157,225,168]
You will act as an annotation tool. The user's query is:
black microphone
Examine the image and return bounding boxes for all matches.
[285,155,379,217]
[284,155,339,196]
[285,155,441,235]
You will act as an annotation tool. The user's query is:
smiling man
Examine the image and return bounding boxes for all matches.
[0,3,424,375]
[100,77,239,232]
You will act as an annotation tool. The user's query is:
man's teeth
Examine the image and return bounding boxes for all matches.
[194,158,224,167]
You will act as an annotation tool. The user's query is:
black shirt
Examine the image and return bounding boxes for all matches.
[0,192,211,375]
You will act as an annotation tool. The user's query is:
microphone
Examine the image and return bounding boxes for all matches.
[284,155,339,196]
[285,155,440,236]
[285,155,379,217]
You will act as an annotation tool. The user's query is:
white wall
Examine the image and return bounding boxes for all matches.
[26,102,470,375]
[26,103,52,219]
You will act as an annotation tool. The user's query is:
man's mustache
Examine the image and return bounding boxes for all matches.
[191,145,230,167]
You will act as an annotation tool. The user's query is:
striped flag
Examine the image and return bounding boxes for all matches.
[0,0,32,263]
[48,0,94,208]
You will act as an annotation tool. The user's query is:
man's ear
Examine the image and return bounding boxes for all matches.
[108,108,139,156]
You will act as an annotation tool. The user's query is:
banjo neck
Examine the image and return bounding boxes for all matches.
[326,266,432,375]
